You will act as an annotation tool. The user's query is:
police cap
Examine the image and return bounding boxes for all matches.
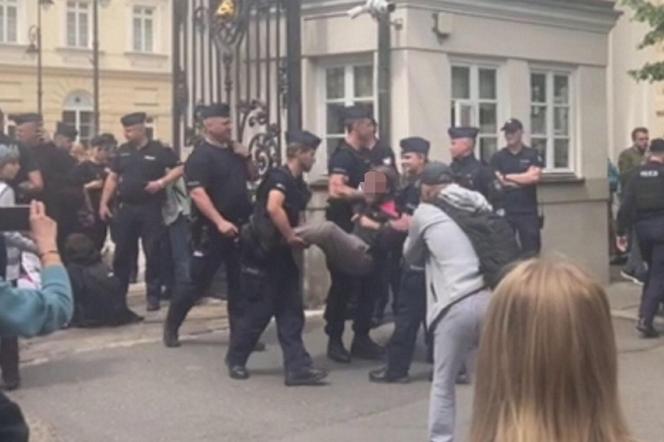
[56,122,78,140]
[342,105,372,123]
[11,113,42,125]
[286,130,321,149]
[200,103,231,120]
[501,118,524,133]
[650,138,664,154]
[121,112,147,127]
[421,161,455,186]
[448,127,479,140]
[400,137,430,156]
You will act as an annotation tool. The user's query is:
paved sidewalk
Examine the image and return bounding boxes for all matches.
[9,276,664,442]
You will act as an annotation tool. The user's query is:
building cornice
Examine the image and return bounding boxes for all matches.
[0,63,172,81]
[303,0,620,34]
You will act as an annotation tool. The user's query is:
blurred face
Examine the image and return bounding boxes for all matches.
[0,160,20,181]
[54,134,74,152]
[420,183,443,203]
[204,116,233,143]
[504,129,524,148]
[352,118,375,146]
[449,137,473,159]
[123,124,147,145]
[633,130,649,151]
[297,148,317,173]
[93,147,111,165]
[363,170,388,204]
[16,122,40,145]
[401,152,426,177]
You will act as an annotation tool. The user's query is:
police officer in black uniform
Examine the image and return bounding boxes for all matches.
[449,126,502,209]
[370,136,429,383]
[490,118,544,257]
[225,130,328,386]
[163,103,255,347]
[617,138,664,338]
[99,112,183,311]
[12,113,79,251]
[325,105,394,363]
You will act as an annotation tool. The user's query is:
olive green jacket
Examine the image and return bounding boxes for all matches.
[618,146,646,190]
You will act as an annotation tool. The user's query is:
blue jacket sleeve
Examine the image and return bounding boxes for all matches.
[0,265,73,338]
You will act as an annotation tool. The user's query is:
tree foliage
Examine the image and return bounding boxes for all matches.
[623,0,664,82]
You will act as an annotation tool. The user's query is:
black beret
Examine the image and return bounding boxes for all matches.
[400,137,430,155]
[200,103,231,120]
[121,112,147,127]
[11,113,42,125]
[56,122,78,139]
[421,161,455,186]
[286,130,321,149]
[343,105,373,123]
[501,118,524,133]
[448,127,479,140]
[650,138,664,153]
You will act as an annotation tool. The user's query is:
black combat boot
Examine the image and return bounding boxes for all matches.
[327,337,351,363]
[350,335,385,360]
[285,367,328,386]
[636,319,660,339]
[368,367,409,384]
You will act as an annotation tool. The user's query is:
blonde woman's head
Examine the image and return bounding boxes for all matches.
[470,259,632,442]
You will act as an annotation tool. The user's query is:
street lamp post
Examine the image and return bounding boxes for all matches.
[26,0,53,116]
[93,0,100,135]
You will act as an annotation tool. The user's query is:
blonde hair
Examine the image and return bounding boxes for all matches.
[470,259,633,442]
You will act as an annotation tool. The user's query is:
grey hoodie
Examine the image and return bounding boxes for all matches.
[403,184,488,327]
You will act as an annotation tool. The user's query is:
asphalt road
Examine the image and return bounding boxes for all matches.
[7,279,664,442]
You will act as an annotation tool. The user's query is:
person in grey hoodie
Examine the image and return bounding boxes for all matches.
[403,162,491,442]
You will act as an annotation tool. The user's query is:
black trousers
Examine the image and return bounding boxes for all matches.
[636,216,664,326]
[166,231,244,334]
[385,270,426,377]
[226,249,312,373]
[324,265,374,339]
[112,202,163,303]
[506,212,541,258]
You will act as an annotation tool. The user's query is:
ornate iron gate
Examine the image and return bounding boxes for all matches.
[172,0,301,177]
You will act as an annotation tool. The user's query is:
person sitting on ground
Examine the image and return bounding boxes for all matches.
[470,259,633,442]
[65,233,143,327]
[0,201,73,442]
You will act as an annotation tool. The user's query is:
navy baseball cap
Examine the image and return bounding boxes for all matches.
[421,162,455,186]
[501,118,524,133]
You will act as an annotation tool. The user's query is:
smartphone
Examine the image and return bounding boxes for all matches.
[0,206,31,231]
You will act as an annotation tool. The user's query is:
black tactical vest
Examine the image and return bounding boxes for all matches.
[634,164,664,211]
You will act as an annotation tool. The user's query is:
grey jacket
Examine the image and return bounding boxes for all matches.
[404,201,485,328]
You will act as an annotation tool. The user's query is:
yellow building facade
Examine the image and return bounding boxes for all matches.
[0,0,172,145]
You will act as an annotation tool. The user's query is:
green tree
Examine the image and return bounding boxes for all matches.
[623,0,664,81]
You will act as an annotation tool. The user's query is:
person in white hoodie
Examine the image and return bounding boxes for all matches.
[403,162,491,442]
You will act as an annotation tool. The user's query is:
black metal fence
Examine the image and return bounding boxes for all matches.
[172,0,301,177]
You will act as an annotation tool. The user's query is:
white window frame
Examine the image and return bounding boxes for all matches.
[0,0,18,44]
[62,91,94,144]
[145,116,156,139]
[65,1,91,49]
[316,58,376,176]
[132,5,155,53]
[529,67,575,173]
[450,60,504,162]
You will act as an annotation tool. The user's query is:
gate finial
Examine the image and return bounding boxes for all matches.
[216,0,236,21]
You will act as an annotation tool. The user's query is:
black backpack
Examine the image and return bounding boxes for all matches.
[433,198,520,288]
